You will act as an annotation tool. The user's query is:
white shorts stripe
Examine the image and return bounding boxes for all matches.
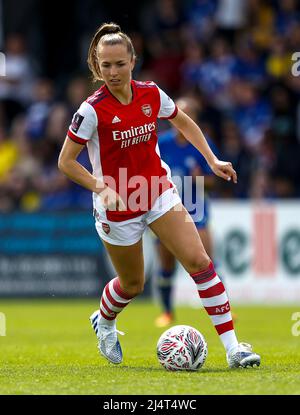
[196,276,220,291]
[200,292,228,307]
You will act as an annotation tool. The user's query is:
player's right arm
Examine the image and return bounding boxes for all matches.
[58,101,126,211]
[58,137,126,211]
[58,136,104,193]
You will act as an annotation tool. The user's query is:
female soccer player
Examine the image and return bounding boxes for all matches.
[58,22,260,368]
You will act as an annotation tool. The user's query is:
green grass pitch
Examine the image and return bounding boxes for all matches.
[0,299,300,395]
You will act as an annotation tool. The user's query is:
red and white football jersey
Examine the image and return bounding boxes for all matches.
[67,80,178,222]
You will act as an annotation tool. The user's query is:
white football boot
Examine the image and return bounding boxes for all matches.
[90,310,124,364]
[227,343,261,368]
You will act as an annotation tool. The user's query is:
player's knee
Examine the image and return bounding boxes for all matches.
[186,255,211,275]
[122,279,144,297]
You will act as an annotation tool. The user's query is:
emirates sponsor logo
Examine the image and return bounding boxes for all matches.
[112,122,155,140]
[112,122,156,148]
[102,223,111,234]
[141,104,152,117]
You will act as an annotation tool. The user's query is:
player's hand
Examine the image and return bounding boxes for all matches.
[209,160,237,183]
[97,186,127,211]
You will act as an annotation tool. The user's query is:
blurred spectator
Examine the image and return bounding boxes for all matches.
[184,0,217,42]
[0,33,35,129]
[248,0,276,51]
[0,116,41,212]
[274,0,300,37]
[233,35,267,86]
[215,0,248,42]
[65,76,92,114]
[0,125,18,183]
[11,116,41,183]
[286,22,300,51]
[46,77,90,145]
[41,76,93,210]
[140,0,184,37]
[144,35,183,93]
[180,42,205,89]
[130,32,147,78]
[218,119,255,198]
[270,85,296,141]
[25,78,55,141]
[268,84,300,197]
[231,80,272,149]
[186,87,223,145]
[271,135,300,197]
[266,35,292,79]
[196,36,237,110]
[30,138,72,210]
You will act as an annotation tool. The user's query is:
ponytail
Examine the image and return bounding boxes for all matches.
[87,22,136,82]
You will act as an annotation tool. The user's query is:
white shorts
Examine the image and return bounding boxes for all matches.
[94,187,182,246]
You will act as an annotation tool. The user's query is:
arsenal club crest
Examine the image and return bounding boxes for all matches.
[141,104,152,117]
[102,223,111,234]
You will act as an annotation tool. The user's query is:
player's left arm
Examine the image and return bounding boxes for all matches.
[170,109,237,183]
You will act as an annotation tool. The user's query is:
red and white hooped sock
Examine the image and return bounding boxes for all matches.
[99,277,135,325]
[190,261,238,353]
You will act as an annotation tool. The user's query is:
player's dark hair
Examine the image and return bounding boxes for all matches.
[87,22,136,82]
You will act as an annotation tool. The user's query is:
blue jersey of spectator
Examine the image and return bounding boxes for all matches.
[233,55,267,86]
[233,96,272,147]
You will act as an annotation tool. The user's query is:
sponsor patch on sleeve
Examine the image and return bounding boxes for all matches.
[71,113,84,133]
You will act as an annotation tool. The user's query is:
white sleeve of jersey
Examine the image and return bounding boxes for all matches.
[68,101,97,143]
[157,87,178,119]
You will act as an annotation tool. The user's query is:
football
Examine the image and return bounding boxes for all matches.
[157,325,208,371]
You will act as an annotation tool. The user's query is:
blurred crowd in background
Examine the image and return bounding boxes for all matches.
[1,0,300,212]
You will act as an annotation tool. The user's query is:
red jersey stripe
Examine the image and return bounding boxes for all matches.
[67,130,87,144]
[160,105,178,120]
